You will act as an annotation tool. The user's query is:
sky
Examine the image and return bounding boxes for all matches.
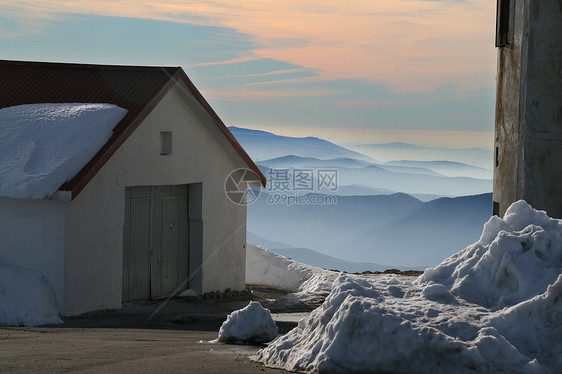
[0,0,497,150]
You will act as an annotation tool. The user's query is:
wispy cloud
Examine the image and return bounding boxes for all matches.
[201,87,341,101]
[0,0,497,94]
[188,55,260,68]
[203,68,308,79]
[243,75,333,87]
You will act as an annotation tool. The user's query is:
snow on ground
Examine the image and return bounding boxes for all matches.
[0,263,62,327]
[218,301,278,344]
[246,243,336,308]
[246,243,316,292]
[0,103,127,199]
[254,201,562,373]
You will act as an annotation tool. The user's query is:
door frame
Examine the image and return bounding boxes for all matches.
[123,184,202,302]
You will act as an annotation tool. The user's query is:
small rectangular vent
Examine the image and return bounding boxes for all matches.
[160,131,172,155]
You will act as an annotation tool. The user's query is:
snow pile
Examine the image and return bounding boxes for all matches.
[0,103,127,199]
[417,200,562,309]
[0,263,63,326]
[272,272,337,308]
[246,243,315,292]
[256,201,562,373]
[490,274,562,370]
[246,243,336,307]
[218,301,278,344]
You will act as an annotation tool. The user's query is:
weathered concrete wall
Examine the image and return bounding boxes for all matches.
[519,0,562,218]
[493,0,527,217]
[0,198,66,308]
[63,83,248,316]
[494,0,562,218]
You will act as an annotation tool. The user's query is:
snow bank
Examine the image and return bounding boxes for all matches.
[246,243,337,308]
[256,201,562,373]
[0,103,127,199]
[490,274,562,370]
[272,272,337,308]
[218,301,278,344]
[0,263,63,326]
[417,200,562,310]
[246,244,314,292]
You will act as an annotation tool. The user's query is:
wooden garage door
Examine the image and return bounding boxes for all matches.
[122,185,189,302]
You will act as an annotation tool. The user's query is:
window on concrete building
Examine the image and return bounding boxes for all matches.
[493,201,500,217]
[496,0,512,47]
[160,131,172,155]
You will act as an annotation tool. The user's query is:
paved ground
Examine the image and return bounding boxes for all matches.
[0,292,300,373]
[1,275,421,373]
[0,327,285,373]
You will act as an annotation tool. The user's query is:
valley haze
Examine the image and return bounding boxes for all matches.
[230,126,493,270]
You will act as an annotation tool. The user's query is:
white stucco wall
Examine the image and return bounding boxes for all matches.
[0,198,66,308]
[63,82,248,316]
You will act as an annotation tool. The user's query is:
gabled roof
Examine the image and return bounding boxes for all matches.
[0,60,266,199]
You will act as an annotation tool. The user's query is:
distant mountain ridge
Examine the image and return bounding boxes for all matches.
[385,160,491,179]
[229,126,374,162]
[230,127,492,195]
[231,126,494,269]
[248,192,492,268]
[343,141,493,169]
[354,141,488,152]
[246,231,418,272]
[260,155,443,176]
[259,155,374,169]
[257,161,491,197]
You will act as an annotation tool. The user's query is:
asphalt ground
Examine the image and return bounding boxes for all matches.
[0,326,288,373]
[0,293,299,373]
[1,275,420,373]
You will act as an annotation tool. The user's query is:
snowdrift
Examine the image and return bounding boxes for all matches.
[256,201,562,373]
[246,243,314,292]
[0,103,127,199]
[0,263,62,326]
[218,301,278,344]
[246,243,336,307]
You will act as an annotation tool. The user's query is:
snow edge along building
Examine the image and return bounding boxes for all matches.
[0,60,266,316]
[493,0,562,218]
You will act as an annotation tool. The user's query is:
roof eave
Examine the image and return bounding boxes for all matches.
[59,68,182,199]
[174,70,267,187]
[60,66,266,200]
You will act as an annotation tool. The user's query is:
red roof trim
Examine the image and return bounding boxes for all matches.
[53,64,266,198]
[174,70,267,187]
[59,68,183,197]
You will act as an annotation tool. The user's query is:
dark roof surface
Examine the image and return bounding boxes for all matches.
[0,60,266,198]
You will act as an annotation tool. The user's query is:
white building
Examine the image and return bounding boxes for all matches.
[0,60,265,316]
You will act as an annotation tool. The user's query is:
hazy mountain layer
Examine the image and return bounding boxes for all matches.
[248,193,492,268]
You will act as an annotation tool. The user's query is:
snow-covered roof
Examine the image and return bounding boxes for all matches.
[0,103,127,199]
[0,60,266,199]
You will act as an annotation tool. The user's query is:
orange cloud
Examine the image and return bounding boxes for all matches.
[1,0,497,94]
[200,87,341,101]
[188,55,261,68]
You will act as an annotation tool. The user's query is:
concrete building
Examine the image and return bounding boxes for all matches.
[0,60,266,316]
[493,0,562,218]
